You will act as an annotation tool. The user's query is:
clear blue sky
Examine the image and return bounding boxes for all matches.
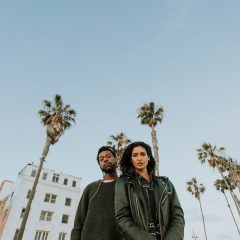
[1,1,240,239]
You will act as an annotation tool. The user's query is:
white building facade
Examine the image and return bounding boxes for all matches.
[0,164,81,240]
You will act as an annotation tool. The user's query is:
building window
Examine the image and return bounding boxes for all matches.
[58,232,67,240]
[34,230,49,240]
[26,190,31,199]
[20,208,25,218]
[63,178,68,185]
[72,180,76,187]
[44,193,57,203]
[44,193,50,202]
[52,173,59,183]
[39,211,53,221]
[62,214,69,224]
[65,198,71,206]
[42,172,48,180]
[13,229,19,240]
[31,170,36,177]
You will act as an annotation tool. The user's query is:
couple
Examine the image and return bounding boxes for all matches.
[71,141,185,240]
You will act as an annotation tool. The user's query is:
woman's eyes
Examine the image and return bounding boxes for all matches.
[132,153,146,157]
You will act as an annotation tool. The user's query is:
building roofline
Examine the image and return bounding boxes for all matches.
[18,163,82,180]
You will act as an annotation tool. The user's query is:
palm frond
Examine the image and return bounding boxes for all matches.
[54,94,63,111]
[42,100,52,108]
[137,101,164,128]
[186,177,206,200]
[38,94,76,144]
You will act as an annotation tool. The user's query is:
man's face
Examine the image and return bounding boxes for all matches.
[98,150,117,173]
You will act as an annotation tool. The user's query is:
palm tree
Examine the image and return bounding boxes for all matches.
[228,160,240,192]
[107,132,131,164]
[214,177,240,234]
[137,102,164,176]
[197,143,240,216]
[186,177,208,240]
[17,94,76,240]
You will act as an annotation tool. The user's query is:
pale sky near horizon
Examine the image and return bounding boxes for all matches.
[1,1,240,239]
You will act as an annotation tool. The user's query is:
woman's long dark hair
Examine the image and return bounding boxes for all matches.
[120,141,155,175]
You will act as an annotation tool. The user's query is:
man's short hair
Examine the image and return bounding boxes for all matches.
[97,146,116,162]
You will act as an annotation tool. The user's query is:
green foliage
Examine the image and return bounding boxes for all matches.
[186,177,206,200]
[38,94,76,144]
[107,132,131,162]
[137,101,164,127]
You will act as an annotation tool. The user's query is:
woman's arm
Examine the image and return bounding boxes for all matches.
[164,180,185,240]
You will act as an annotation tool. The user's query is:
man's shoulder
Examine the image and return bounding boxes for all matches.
[84,180,102,190]
[81,180,102,198]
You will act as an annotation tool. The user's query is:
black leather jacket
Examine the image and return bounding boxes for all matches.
[115,174,184,240]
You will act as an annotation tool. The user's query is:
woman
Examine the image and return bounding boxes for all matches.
[115,141,184,240]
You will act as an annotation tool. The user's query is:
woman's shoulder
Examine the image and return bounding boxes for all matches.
[154,176,175,191]
[154,175,171,182]
[154,175,171,185]
[116,174,135,186]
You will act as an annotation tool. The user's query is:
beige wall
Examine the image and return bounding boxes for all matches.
[0,196,11,238]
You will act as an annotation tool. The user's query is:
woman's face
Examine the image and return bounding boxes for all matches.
[131,146,149,172]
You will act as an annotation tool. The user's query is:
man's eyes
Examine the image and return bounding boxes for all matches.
[99,154,111,161]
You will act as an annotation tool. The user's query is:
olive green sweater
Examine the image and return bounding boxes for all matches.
[71,180,122,240]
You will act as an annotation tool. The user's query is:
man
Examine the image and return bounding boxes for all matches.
[71,146,122,240]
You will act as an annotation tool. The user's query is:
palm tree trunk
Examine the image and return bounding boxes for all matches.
[151,126,159,176]
[231,190,240,215]
[17,136,52,240]
[198,198,208,240]
[217,167,240,216]
[116,144,121,165]
[222,191,240,235]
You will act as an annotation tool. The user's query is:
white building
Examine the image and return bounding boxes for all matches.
[0,163,82,240]
[0,180,14,200]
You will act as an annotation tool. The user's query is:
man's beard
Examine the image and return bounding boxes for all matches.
[101,163,117,174]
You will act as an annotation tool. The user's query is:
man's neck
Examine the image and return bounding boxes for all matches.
[103,172,118,181]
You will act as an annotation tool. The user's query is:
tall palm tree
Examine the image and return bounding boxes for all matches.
[107,132,131,164]
[197,143,240,216]
[186,177,208,240]
[214,177,240,234]
[137,102,164,176]
[228,160,240,192]
[17,94,76,240]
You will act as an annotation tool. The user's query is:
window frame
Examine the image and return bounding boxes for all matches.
[65,197,71,206]
[61,214,69,224]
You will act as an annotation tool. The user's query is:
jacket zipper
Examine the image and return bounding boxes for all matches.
[158,184,167,240]
[159,184,167,204]
[131,183,148,231]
